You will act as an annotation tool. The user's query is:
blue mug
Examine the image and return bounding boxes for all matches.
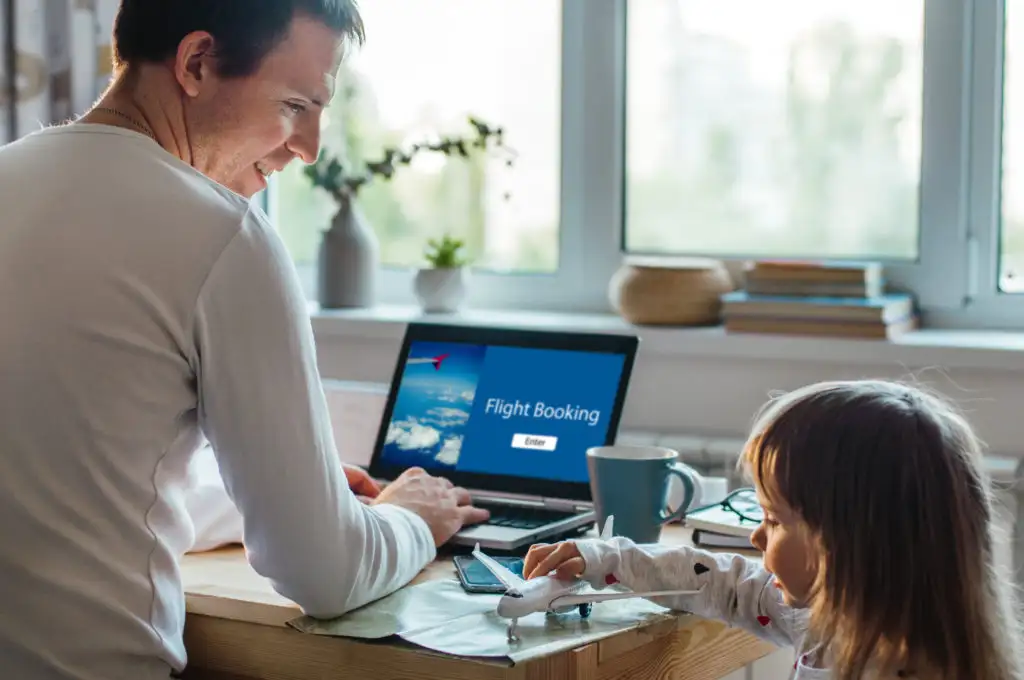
[586,445,699,544]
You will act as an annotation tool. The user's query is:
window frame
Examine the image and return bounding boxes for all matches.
[275,0,1021,329]
[366,0,626,313]
[934,0,1018,328]
[835,0,973,312]
[269,0,627,313]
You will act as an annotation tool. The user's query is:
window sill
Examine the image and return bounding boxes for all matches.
[310,303,1024,373]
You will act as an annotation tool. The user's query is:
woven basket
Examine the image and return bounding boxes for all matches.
[608,257,736,326]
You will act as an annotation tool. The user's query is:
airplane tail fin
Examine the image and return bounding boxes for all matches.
[600,515,614,540]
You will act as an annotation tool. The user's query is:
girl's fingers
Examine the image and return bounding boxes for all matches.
[526,542,582,580]
[523,543,555,579]
[555,558,586,580]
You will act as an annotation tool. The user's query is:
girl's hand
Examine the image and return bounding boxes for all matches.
[523,541,586,580]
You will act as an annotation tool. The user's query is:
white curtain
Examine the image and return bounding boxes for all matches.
[1,0,117,144]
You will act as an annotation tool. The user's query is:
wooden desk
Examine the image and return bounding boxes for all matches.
[180,527,776,680]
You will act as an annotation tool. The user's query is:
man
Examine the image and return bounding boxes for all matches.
[0,2,488,679]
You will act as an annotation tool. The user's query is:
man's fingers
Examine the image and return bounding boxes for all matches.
[363,476,383,495]
[356,495,372,505]
[404,467,426,478]
[359,484,381,498]
[342,465,381,499]
[451,486,473,506]
[458,505,490,525]
[351,477,381,498]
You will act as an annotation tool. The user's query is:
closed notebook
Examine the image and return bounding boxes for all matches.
[691,529,757,550]
[683,505,758,538]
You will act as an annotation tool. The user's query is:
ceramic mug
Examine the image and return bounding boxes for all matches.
[586,445,701,543]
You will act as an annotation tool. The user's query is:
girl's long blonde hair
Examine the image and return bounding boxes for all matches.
[741,379,1023,680]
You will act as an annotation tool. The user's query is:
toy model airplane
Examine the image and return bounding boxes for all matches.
[407,353,449,370]
[472,516,702,642]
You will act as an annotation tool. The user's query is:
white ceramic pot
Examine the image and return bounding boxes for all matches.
[413,267,468,313]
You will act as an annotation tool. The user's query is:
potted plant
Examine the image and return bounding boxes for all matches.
[414,234,471,313]
[303,116,514,309]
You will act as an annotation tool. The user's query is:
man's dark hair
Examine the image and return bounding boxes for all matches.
[112,0,365,78]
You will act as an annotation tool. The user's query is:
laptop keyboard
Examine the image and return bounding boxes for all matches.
[474,500,577,530]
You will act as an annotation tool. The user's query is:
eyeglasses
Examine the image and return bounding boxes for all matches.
[690,487,764,525]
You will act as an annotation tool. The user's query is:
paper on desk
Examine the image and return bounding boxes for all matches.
[287,578,677,663]
[290,577,496,640]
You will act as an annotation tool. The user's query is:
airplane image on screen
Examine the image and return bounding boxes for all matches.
[407,353,449,370]
[472,516,702,642]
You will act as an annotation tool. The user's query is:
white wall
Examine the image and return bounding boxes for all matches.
[620,355,1024,455]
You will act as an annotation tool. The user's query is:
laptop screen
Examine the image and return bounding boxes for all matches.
[369,323,639,502]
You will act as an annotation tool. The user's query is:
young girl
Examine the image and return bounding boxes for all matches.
[524,379,1023,680]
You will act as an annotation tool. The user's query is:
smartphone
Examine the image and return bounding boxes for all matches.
[453,554,525,594]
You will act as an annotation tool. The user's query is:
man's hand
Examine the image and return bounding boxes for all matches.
[343,464,381,504]
[372,467,490,546]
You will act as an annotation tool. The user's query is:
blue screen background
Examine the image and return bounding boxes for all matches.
[379,341,626,483]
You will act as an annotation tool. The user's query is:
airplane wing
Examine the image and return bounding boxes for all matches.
[406,354,449,370]
[548,587,702,609]
[472,544,528,595]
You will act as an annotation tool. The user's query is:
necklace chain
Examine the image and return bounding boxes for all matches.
[93,107,155,140]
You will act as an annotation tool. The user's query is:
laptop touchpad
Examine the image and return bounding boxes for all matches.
[456,524,531,541]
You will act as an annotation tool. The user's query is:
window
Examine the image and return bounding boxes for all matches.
[272,0,562,298]
[1002,0,1023,291]
[273,1,1024,329]
[624,1,924,261]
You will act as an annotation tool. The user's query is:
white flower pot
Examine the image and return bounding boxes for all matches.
[414,267,468,313]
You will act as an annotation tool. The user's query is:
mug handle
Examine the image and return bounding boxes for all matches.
[660,462,696,524]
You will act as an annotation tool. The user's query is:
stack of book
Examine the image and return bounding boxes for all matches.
[685,505,758,551]
[721,261,917,340]
[744,260,885,298]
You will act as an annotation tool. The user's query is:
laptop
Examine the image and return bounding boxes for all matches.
[367,321,639,551]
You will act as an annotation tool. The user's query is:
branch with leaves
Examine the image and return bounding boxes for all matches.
[304,115,516,206]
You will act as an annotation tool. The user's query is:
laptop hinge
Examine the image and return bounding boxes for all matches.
[465,489,592,513]
[542,497,593,513]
